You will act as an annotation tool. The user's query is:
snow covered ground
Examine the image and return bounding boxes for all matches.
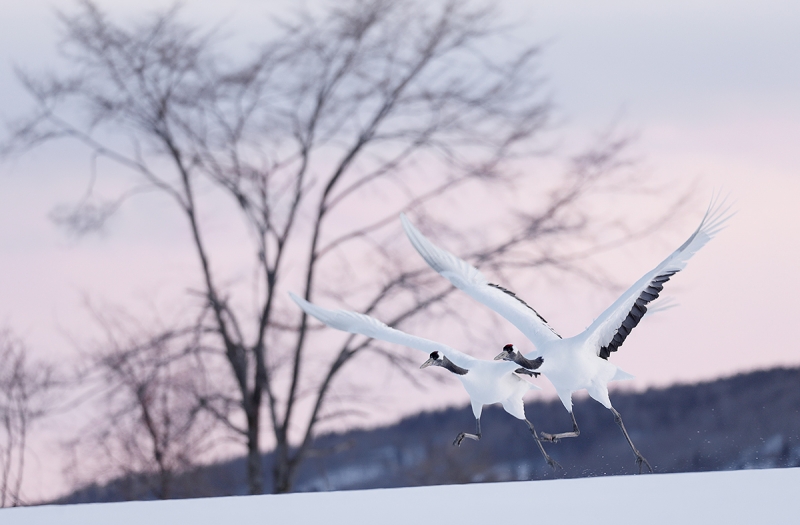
[3,468,797,524]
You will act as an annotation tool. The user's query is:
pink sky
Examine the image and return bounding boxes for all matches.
[1,0,799,501]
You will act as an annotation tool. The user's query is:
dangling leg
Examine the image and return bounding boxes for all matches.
[525,419,562,470]
[539,411,580,442]
[541,391,580,442]
[453,418,481,446]
[611,407,652,473]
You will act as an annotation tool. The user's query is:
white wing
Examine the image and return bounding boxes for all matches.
[401,214,561,349]
[583,195,733,358]
[289,293,476,369]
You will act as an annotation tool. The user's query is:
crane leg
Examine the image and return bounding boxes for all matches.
[453,418,481,446]
[525,419,562,470]
[611,407,652,473]
[539,411,580,442]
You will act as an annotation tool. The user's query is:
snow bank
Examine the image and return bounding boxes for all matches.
[4,468,797,525]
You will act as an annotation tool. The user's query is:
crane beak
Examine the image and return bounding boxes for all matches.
[420,357,436,369]
[494,350,511,361]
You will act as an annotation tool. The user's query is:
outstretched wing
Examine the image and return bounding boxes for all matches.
[584,196,733,359]
[401,214,561,349]
[289,293,476,369]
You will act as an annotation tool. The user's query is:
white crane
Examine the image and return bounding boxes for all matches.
[289,293,561,469]
[400,198,731,473]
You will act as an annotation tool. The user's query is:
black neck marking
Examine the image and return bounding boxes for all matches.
[598,269,679,360]
[441,356,469,375]
[513,353,543,370]
[488,283,562,339]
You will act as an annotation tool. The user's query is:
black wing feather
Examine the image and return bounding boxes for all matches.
[487,283,562,339]
[598,270,678,359]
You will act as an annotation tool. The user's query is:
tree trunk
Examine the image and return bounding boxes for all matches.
[272,435,295,494]
[246,410,263,494]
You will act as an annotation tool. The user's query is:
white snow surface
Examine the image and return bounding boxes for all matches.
[3,468,797,525]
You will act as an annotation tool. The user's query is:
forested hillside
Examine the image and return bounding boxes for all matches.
[62,367,800,502]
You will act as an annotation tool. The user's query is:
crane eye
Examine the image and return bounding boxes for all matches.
[429,351,440,359]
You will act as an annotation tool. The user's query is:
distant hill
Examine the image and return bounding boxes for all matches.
[60,366,800,502]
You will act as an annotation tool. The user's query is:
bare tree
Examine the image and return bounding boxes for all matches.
[0,330,55,507]
[64,308,219,500]
[3,0,647,494]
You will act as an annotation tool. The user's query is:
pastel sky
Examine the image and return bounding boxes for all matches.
[1,0,799,500]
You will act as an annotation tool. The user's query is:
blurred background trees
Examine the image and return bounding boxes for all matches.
[0,330,56,507]
[2,0,658,497]
[60,307,218,500]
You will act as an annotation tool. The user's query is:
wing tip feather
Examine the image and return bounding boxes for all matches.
[700,191,736,238]
[400,213,445,273]
[401,213,485,285]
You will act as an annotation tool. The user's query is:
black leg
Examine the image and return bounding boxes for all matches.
[453,418,481,446]
[525,419,562,470]
[514,367,540,377]
[540,411,580,442]
[610,407,652,473]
